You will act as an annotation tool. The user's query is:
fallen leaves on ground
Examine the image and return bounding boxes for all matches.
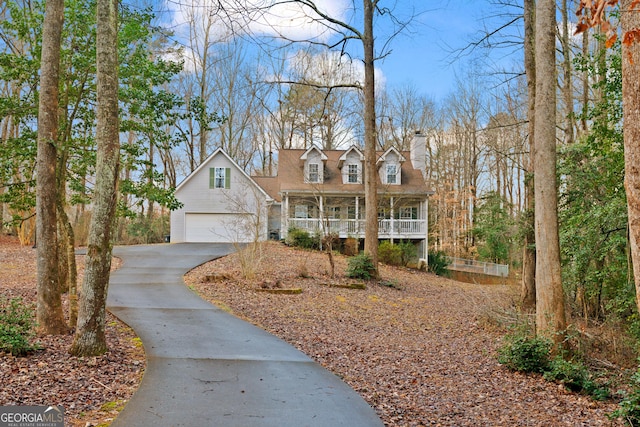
[0,235,144,427]
[185,241,625,427]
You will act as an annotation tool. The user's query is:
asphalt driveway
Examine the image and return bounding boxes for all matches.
[106,243,383,427]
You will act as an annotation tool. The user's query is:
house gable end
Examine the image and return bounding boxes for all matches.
[175,148,271,201]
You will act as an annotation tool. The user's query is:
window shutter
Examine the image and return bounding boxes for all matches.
[225,167,231,189]
[209,168,215,189]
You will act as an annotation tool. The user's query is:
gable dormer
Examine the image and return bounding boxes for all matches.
[300,146,327,184]
[338,146,364,184]
[377,147,406,185]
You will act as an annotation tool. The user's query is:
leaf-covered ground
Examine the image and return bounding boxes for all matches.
[0,236,628,426]
[0,235,144,427]
[185,241,625,426]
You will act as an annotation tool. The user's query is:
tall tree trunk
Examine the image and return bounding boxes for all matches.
[521,0,536,311]
[363,0,379,275]
[534,0,566,345]
[621,0,640,315]
[580,30,589,134]
[36,0,67,335]
[561,0,575,145]
[57,194,78,327]
[70,0,120,356]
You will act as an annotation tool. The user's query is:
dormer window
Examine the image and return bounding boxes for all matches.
[377,147,405,186]
[339,146,364,184]
[347,164,359,183]
[386,164,398,184]
[301,146,327,184]
[308,163,320,183]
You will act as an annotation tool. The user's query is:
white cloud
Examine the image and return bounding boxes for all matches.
[163,0,387,90]
[165,0,350,43]
[244,0,350,42]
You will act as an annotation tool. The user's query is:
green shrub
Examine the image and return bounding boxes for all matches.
[286,227,319,249]
[0,297,38,356]
[346,252,376,280]
[398,241,418,266]
[612,366,640,424]
[378,241,402,266]
[543,356,608,399]
[497,333,551,373]
[427,250,451,276]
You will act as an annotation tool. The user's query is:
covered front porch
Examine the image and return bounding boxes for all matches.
[281,194,428,242]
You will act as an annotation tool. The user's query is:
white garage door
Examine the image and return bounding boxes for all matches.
[184,213,253,243]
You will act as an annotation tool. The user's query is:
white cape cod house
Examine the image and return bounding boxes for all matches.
[170,133,434,258]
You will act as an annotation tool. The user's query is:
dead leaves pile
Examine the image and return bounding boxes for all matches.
[0,235,144,427]
[186,241,624,427]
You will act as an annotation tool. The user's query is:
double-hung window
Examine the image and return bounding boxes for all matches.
[308,163,319,183]
[210,167,230,189]
[347,164,359,183]
[386,164,397,184]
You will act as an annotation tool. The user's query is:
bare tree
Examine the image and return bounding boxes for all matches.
[36,0,67,335]
[377,83,437,151]
[440,73,487,257]
[172,0,226,171]
[361,0,379,272]
[534,0,566,345]
[620,0,640,314]
[221,180,270,280]
[559,0,576,146]
[521,0,536,311]
[221,0,416,275]
[71,0,120,356]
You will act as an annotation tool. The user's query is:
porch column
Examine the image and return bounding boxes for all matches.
[355,196,360,236]
[283,193,289,239]
[319,195,324,234]
[390,196,394,244]
[423,199,428,260]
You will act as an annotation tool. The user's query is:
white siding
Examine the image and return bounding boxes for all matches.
[170,151,269,243]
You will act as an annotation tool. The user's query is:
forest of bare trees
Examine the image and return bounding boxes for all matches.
[3,0,640,365]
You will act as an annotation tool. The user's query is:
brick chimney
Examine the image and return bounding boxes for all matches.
[410,131,427,179]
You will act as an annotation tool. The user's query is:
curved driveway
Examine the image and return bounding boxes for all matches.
[107,243,383,427]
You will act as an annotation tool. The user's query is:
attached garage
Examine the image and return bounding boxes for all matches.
[184,213,254,243]
[170,149,272,244]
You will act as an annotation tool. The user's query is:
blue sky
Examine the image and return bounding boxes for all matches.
[158,0,525,103]
[375,1,525,101]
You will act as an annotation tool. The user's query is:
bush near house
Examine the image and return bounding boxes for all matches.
[378,241,402,266]
[285,227,320,249]
[378,241,419,267]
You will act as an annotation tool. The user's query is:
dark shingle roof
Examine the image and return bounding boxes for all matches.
[252,148,433,203]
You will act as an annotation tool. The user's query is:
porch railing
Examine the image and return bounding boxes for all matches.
[287,218,426,238]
